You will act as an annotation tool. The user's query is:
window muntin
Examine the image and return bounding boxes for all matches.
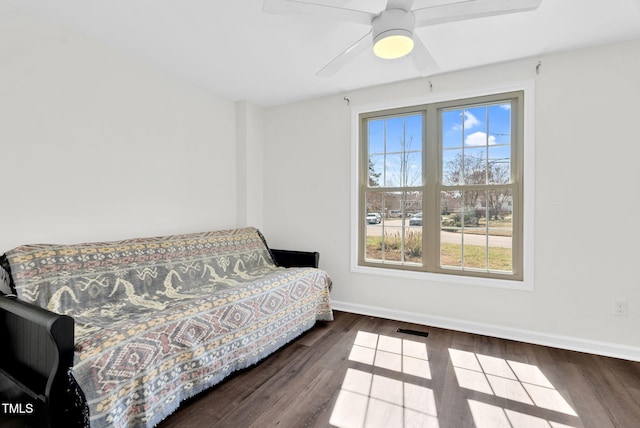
[359,92,523,280]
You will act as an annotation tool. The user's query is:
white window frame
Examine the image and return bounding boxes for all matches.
[350,81,535,291]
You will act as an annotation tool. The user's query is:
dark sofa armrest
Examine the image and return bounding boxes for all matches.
[0,295,74,425]
[270,249,320,268]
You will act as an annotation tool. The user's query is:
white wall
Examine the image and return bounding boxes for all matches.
[263,39,640,359]
[0,11,238,248]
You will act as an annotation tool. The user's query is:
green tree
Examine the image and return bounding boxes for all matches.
[369,159,381,187]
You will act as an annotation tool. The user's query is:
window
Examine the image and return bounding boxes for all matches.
[358,91,524,281]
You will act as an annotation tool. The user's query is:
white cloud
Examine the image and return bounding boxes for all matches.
[463,111,480,129]
[465,131,496,146]
[451,111,480,131]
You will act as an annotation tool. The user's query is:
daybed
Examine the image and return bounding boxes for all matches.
[0,227,333,428]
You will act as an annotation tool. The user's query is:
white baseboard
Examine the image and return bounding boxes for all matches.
[331,300,640,362]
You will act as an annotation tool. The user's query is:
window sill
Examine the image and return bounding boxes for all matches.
[350,263,533,291]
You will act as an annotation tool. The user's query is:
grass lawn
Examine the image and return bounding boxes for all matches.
[440,243,512,271]
[366,236,512,271]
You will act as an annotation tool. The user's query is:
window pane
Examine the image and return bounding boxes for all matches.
[405,150,422,187]
[462,190,486,270]
[399,192,423,265]
[463,147,487,185]
[384,152,422,187]
[405,114,423,149]
[385,153,403,187]
[440,190,485,270]
[440,190,462,268]
[487,189,513,225]
[489,232,512,272]
[369,119,385,154]
[463,106,486,151]
[488,145,511,184]
[369,154,384,187]
[465,106,486,131]
[442,110,463,149]
[404,114,423,187]
[488,103,511,146]
[385,117,405,153]
[405,191,423,216]
[488,189,513,272]
[365,192,384,262]
[442,149,463,186]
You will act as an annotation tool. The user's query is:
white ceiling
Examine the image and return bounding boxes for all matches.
[2,0,640,107]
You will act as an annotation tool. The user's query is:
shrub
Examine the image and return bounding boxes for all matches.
[452,211,478,227]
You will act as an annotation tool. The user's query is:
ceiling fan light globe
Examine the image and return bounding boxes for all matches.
[373,30,414,59]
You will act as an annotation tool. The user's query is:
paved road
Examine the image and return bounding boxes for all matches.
[366,219,512,248]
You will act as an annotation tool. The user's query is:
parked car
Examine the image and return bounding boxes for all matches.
[366,213,381,224]
[409,212,422,226]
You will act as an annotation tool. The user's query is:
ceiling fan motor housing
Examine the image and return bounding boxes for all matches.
[372,9,416,59]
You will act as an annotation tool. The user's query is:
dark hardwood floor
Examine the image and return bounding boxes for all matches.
[158,311,640,428]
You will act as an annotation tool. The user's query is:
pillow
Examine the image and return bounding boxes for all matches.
[0,254,14,295]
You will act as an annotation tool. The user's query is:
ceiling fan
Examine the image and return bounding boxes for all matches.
[264,0,542,77]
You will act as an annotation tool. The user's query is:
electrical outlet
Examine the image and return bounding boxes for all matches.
[613,299,628,316]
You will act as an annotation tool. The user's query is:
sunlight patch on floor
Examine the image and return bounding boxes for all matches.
[450,348,579,427]
[468,400,577,428]
[331,331,436,428]
[449,348,577,417]
[330,368,439,428]
[348,331,431,379]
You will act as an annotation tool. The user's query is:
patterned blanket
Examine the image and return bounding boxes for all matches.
[4,227,333,427]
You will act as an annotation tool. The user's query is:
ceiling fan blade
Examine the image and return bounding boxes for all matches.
[413,0,542,27]
[263,0,375,26]
[316,31,372,78]
[410,36,439,75]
